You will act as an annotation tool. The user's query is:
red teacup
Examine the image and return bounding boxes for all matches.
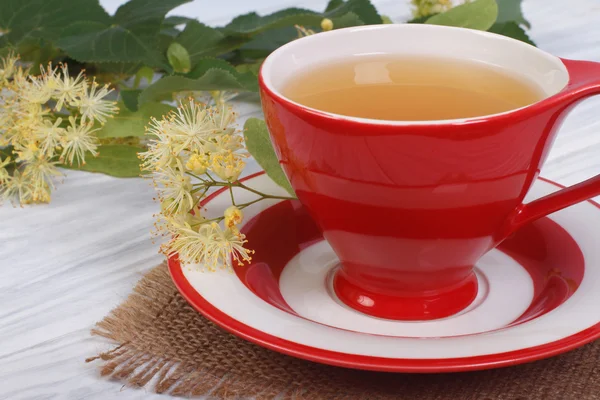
[258,25,600,321]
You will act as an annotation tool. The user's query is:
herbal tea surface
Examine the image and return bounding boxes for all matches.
[283,56,545,121]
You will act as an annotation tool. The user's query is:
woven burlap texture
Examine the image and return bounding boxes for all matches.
[87,262,600,400]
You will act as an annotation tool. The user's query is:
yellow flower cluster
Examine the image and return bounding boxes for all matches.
[0,53,118,205]
[140,99,254,271]
[411,0,453,18]
[295,25,316,37]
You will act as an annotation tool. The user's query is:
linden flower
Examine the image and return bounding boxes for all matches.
[14,141,40,163]
[210,134,245,154]
[210,103,237,135]
[167,222,252,270]
[153,159,194,215]
[35,118,65,157]
[210,151,245,182]
[0,54,118,205]
[0,53,19,83]
[139,117,177,172]
[60,116,99,166]
[141,101,241,173]
[411,0,453,18]
[49,64,86,111]
[0,157,11,183]
[11,103,50,140]
[1,170,34,205]
[186,153,209,175]
[295,25,315,37]
[209,90,239,106]
[167,99,237,154]
[143,99,293,271]
[200,223,253,269]
[73,79,119,124]
[168,99,214,153]
[17,74,54,104]
[23,157,62,203]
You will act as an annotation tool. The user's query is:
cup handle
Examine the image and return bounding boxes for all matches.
[502,58,600,237]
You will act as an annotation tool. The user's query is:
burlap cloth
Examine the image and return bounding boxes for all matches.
[87,262,600,399]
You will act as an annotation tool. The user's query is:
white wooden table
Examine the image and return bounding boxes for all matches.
[1,1,600,399]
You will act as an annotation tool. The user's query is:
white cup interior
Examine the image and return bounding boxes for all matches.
[260,24,569,124]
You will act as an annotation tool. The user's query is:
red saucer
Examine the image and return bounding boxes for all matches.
[169,173,600,372]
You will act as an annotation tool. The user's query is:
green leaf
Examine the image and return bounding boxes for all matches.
[134,66,155,89]
[325,0,345,12]
[57,22,169,69]
[324,0,381,25]
[139,73,253,105]
[120,90,142,112]
[97,102,175,138]
[62,145,144,178]
[186,58,250,80]
[167,42,191,73]
[381,15,393,24]
[0,47,12,59]
[163,16,196,27]
[330,12,364,28]
[223,8,321,36]
[93,62,141,78]
[139,58,258,104]
[235,59,263,75]
[138,76,200,104]
[488,21,535,45]
[407,15,432,23]
[113,0,192,41]
[0,0,109,45]
[496,0,530,28]
[177,21,249,66]
[237,26,298,59]
[235,6,367,60]
[157,35,176,65]
[223,0,379,36]
[243,118,295,196]
[12,36,61,73]
[160,27,181,38]
[0,146,14,160]
[426,0,498,31]
[56,0,191,68]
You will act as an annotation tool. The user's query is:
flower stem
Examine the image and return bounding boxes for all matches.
[234,180,294,200]
[235,197,265,209]
[205,171,216,182]
[228,184,236,206]
[191,179,294,201]
[190,186,206,194]
[191,216,224,227]
[192,186,210,203]
[186,172,209,184]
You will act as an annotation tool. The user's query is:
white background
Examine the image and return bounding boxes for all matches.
[1,0,600,399]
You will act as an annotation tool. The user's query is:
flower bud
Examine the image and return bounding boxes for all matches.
[321,18,334,31]
[167,42,191,74]
[224,205,243,228]
[186,153,208,175]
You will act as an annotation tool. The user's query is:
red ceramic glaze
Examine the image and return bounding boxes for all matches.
[233,191,584,333]
[259,51,600,320]
[167,175,596,373]
[168,174,600,373]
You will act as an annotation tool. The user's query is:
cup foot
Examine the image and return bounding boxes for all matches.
[332,269,478,321]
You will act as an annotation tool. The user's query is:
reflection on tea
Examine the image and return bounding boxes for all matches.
[283,55,545,121]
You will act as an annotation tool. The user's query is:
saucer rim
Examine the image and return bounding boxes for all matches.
[168,172,600,373]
